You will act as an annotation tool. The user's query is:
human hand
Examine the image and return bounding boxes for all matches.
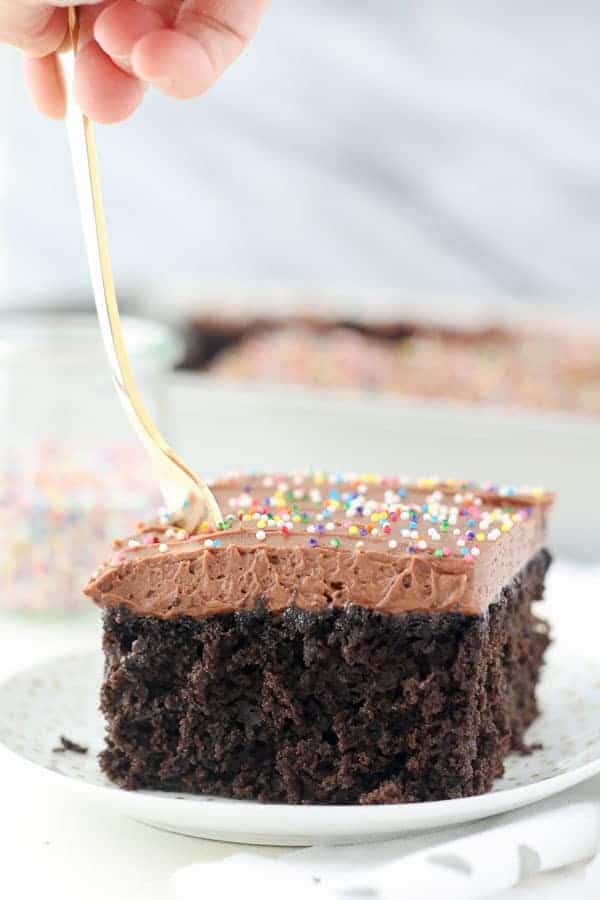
[0,0,269,122]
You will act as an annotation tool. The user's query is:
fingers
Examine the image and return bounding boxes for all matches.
[131,28,216,98]
[94,0,164,72]
[0,4,67,57]
[14,0,144,123]
[14,0,270,122]
[17,5,67,120]
[93,0,267,111]
[23,51,65,118]
[127,0,269,99]
[74,38,146,122]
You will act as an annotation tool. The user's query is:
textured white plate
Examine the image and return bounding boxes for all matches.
[0,638,599,846]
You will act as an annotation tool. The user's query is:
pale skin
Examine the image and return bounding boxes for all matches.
[0,0,269,122]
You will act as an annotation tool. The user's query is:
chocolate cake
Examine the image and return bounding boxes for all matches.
[86,473,553,804]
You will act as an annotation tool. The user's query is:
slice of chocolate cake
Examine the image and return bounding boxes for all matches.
[85,473,553,804]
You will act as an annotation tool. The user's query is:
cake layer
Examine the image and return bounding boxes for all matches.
[86,473,552,618]
[99,549,551,803]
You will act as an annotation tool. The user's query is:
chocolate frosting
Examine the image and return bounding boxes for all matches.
[85,473,551,618]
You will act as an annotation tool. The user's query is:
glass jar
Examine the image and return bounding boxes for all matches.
[0,311,183,613]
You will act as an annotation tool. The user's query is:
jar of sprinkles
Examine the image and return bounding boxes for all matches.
[0,311,182,613]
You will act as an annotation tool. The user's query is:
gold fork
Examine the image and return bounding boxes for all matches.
[62,8,221,533]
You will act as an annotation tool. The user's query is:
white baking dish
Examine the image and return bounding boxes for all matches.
[168,374,598,561]
[137,284,600,561]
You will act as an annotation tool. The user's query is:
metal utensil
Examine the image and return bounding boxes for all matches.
[62,8,221,532]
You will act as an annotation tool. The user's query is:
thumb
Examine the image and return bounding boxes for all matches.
[129,0,269,99]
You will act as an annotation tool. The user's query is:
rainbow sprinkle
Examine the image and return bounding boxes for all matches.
[98,472,550,582]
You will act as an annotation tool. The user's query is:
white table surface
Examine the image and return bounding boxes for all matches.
[0,610,595,900]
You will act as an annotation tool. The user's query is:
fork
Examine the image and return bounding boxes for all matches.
[62,8,222,533]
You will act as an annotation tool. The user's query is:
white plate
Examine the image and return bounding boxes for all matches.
[1,634,599,846]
